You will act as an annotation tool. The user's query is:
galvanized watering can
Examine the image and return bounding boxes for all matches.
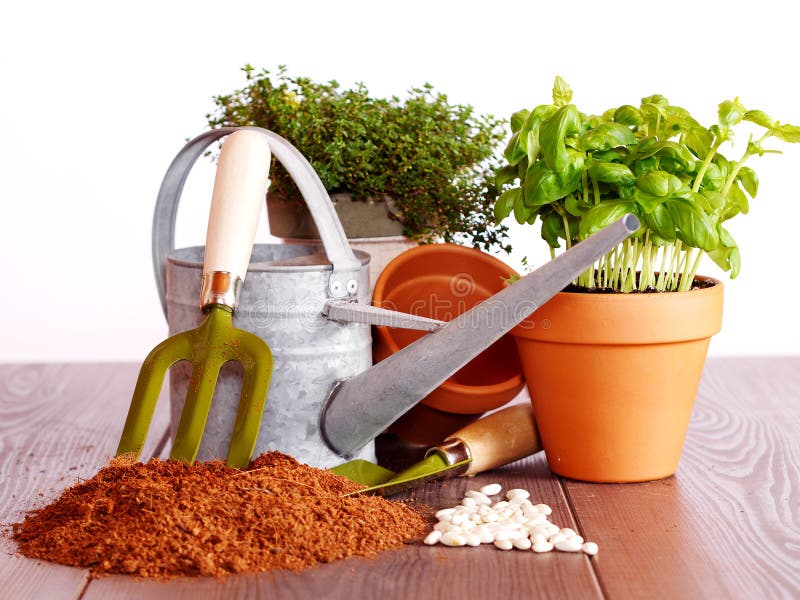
[154,127,639,468]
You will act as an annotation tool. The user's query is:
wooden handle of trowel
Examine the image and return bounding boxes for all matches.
[204,129,271,282]
[447,404,541,476]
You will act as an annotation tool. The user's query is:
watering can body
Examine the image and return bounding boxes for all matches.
[155,128,375,468]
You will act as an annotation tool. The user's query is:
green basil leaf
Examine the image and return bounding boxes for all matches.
[588,161,636,185]
[666,198,719,250]
[579,202,637,238]
[552,76,573,107]
[565,193,589,216]
[632,156,658,177]
[682,127,714,160]
[503,131,526,165]
[510,109,530,134]
[540,212,563,248]
[523,124,541,163]
[702,190,727,212]
[592,148,626,162]
[690,192,714,214]
[539,105,582,174]
[635,140,696,172]
[580,122,637,152]
[701,162,724,190]
[743,109,775,129]
[723,183,749,219]
[636,171,682,197]
[774,124,800,143]
[494,187,521,221]
[495,165,519,188]
[737,166,759,198]
[641,203,676,241]
[613,105,643,126]
[513,193,533,224]
[708,226,740,277]
[718,98,746,127]
[634,189,667,213]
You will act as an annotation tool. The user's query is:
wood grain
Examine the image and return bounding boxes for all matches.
[4,358,799,599]
[0,363,171,600]
[562,356,800,599]
[83,453,602,600]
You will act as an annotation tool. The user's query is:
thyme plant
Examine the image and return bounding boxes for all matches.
[208,66,509,251]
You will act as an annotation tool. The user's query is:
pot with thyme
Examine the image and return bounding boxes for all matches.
[207,67,509,290]
[496,77,799,482]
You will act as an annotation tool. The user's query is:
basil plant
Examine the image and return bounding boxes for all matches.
[495,77,800,292]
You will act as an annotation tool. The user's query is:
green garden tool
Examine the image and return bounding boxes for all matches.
[117,129,274,468]
[331,403,541,495]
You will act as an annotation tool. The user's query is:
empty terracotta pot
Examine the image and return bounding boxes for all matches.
[373,243,524,415]
[512,277,724,482]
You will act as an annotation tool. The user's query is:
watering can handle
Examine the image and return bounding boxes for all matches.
[152,127,362,318]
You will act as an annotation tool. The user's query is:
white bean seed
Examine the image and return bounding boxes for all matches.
[483,511,499,523]
[555,539,583,552]
[582,542,599,556]
[435,508,456,519]
[451,514,468,525]
[560,527,577,538]
[492,501,510,510]
[480,483,502,496]
[441,532,467,546]
[534,503,553,515]
[461,497,477,508]
[465,532,482,547]
[433,522,453,533]
[494,539,513,550]
[460,519,477,531]
[512,537,533,550]
[549,533,567,545]
[506,489,531,500]
[532,541,554,553]
[424,530,442,545]
[531,533,547,545]
[465,490,492,505]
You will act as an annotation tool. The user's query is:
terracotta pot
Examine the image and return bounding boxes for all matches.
[511,277,724,482]
[373,243,524,415]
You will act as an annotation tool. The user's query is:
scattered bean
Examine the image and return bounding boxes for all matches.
[480,483,502,496]
[424,530,442,545]
[582,542,599,556]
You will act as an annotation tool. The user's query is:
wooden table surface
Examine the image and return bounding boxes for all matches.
[1,357,798,599]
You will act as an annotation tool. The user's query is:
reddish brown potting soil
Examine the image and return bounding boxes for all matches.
[12,452,428,579]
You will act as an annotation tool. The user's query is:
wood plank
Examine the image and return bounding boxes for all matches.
[83,454,602,599]
[0,363,172,600]
[562,356,800,599]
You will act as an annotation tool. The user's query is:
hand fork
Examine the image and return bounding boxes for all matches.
[116,129,274,468]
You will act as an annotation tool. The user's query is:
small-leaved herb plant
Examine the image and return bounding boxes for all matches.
[495,77,800,292]
[208,66,509,251]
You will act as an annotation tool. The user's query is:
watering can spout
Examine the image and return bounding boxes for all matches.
[319,214,640,459]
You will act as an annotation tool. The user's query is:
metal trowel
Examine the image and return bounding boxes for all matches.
[330,403,540,495]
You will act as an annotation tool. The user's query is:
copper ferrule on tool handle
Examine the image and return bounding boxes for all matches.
[201,271,243,311]
[425,438,471,477]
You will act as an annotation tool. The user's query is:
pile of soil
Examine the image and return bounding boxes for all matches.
[12,452,428,579]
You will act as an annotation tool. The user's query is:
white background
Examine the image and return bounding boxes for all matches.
[2,0,798,361]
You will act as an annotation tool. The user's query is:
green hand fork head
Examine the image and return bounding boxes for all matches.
[117,130,274,469]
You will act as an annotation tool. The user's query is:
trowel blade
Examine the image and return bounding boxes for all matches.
[329,459,396,487]
[332,454,471,497]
